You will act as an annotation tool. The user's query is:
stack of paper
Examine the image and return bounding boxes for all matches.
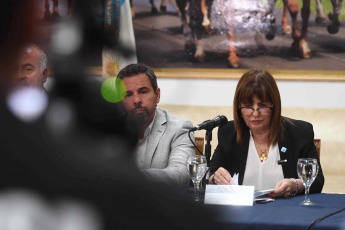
[254,189,275,204]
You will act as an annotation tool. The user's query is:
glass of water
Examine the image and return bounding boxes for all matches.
[187,155,207,202]
[297,158,319,206]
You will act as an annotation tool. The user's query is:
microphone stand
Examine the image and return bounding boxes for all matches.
[201,128,213,190]
[204,129,212,168]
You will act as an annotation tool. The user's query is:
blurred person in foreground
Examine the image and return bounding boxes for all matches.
[209,69,324,198]
[117,63,195,186]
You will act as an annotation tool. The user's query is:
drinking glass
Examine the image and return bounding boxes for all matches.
[187,155,207,202]
[297,158,319,206]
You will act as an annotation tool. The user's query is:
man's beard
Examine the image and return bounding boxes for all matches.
[128,105,150,128]
[124,106,152,140]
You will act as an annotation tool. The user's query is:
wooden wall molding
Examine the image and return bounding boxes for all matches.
[85,67,345,82]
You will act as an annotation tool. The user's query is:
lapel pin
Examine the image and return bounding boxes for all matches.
[281,147,287,153]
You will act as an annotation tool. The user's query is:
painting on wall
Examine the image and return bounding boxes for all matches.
[36,0,137,74]
[131,0,345,80]
[36,0,104,67]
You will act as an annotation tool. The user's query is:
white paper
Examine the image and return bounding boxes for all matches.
[204,185,255,206]
[254,189,274,198]
[254,189,275,204]
[230,173,239,185]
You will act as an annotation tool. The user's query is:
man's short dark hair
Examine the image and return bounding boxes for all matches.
[117,63,158,92]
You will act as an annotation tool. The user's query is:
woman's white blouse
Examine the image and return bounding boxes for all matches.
[242,132,284,190]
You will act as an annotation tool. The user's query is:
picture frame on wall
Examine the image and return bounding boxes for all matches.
[131,0,345,81]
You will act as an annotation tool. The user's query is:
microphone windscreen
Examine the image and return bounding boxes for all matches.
[219,115,228,126]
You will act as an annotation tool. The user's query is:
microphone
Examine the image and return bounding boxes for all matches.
[190,115,228,131]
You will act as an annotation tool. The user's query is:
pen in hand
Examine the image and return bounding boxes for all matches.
[277,159,287,165]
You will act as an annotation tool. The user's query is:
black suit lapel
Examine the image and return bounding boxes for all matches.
[278,128,295,178]
[238,131,250,185]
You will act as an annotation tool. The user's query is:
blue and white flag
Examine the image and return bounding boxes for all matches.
[103,0,137,78]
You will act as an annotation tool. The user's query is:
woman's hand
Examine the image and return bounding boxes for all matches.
[210,167,232,185]
[269,178,299,198]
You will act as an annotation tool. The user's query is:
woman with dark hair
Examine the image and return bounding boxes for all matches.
[209,69,324,198]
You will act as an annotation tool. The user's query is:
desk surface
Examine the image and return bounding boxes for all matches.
[177,187,345,230]
[204,193,345,230]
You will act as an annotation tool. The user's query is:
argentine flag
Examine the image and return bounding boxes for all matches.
[103,0,137,78]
